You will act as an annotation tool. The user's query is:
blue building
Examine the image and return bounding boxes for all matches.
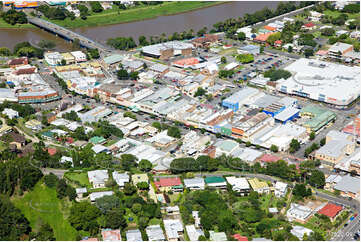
[222,87,260,112]
[274,107,300,124]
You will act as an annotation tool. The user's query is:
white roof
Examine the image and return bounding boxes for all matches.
[163,219,183,240]
[146,225,165,241]
[291,226,313,240]
[88,170,109,184]
[224,62,239,71]
[329,42,353,53]
[186,225,204,241]
[274,106,300,122]
[226,176,250,190]
[89,191,114,201]
[126,229,143,241]
[91,144,109,154]
[112,171,129,187]
[275,181,288,191]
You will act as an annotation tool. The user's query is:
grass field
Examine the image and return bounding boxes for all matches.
[64,172,91,188]
[12,181,78,241]
[43,1,223,28]
[0,18,34,29]
[323,9,360,20]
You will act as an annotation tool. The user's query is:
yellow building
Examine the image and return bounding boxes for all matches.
[248,178,270,194]
[61,53,76,65]
[131,173,149,186]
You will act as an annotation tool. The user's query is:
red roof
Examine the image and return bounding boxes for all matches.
[154,177,182,188]
[318,203,343,218]
[264,25,277,31]
[254,32,275,42]
[8,57,28,66]
[260,154,280,163]
[233,234,248,241]
[66,137,74,143]
[274,40,282,45]
[47,147,57,156]
[304,22,315,28]
[316,50,328,56]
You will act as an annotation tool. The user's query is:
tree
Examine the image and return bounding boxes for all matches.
[38,40,56,50]
[308,231,324,241]
[129,71,139,80]
[0,47,11,56]
[123,183,137,196]
[309,131,315,140]
[131,203,142,214]
[90,1,103,12]
[88,48,100,59]
[308,170,325,188]
[44,173,59,188]
[321,28,335,36]
[0,195,31,240]
[104,208,126,229]
[121,154,138,171]
[139,159,152,172]
[292,183,312,198]
[287,45,293,53]
[194,87,207,97]
[304,48,314,58]
[289,139,300,153]
[72,38,81,51]
[68,201,101,233]
[2,9,27,25]
[95,195,121,213]
[62,110,79,121]
[266,32,281,45]
[152,122,162,131]
[117,69,129,80]
[167,126,181,138]
[236,53,254,63]
[138,36,149,46]
[264,69,292,81]
[221,56,227,64]
[270,145,279,153]
[56,179,68,199]
[137,181,149,190]
[320,137,326,146]
[237,32,246,41]
[35,222,55,241]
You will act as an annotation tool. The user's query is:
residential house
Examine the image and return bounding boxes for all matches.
[112,171,129,187]
[25,119,42,131]
[302,22,316,30]
[146,225,165,241]
[186,225,204,241]
[88,170,109,188]
[132,173,149,186]
[225,176,250,195]
[2,108,18,119]
[163,219,184,241]
[90,191,114,202]
[324,174,342,191]
[209,231,227,241]
[154,177,183,192]
[248,178,270,194]
[286,203,313,223]
[126,229,143,241]
[204,176,227,189]
[317,203,343,222]
[333,175,360,199]
[76,187,87,199]
[183,178,205,190]
[274,181,288,197]
[101,229,121,241]
[290,226,313,240]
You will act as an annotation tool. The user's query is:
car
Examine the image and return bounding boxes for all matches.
[344,223,349,227]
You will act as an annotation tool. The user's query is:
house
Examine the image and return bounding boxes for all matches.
[44,52,64,66]
[324,174,342,191]
[290,226,313,240]
[253,32,274,43]
[302,22,316,30]
[126,229,143,241]
[183,178,205,190]
[269,207,278,214]
[204,176,227,189]
[309,11,323,21]
[149,63,169,75]
[88,170,109,188]
[317,203,343,221]
[333,175,360,199]
[287,203,313,223]
[91,144,109,154]
[274,181,288,197]
[61,53,76,65]
[132,173,149,185]
[248,178,269,194]
[163,219,184,241]
[162,206,180,215]
[25,119,42,131]
[71,51,87,62]
[112,171,129,187]
[186,225,204,241]
[154,177,183,192]
[101,229,121,241]
[225,176,250,195]
[7,132,26,149]
[233,234,248,241]
[47,147,57,156]
[2,108,18,119]
[60,156,73,166]
[90,191,114,202]
[209,231,227,241]
[274,40,283,47]
[328,42,353,61]
[8,57,28,67]
[89,136,106,145]
[41,131,55,140]
[76,187,87,199]
[146,225,165,241]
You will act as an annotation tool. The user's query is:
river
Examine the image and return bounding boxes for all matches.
[0,1,279,51]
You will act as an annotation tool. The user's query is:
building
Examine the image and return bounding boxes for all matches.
[149,63,169,75]
[317,203,343,221]
[141,41,193,60]
[183,178,205,190]
[18,89,60,104]
[75,187,87,199]
[8,57,28,67]
[286,203,313,223]
[248,178,269,194]
[101,229,121,241]
[112,171,129,187]
[253,32,275,43]
[131,173,149,185]
[2,108,18,119]
[154,177,183,192]
[126,229,143,241]
[315,130,355,165]
[71,51,87,62]
[222,87,261,112]
[274,106,300,124]
[238,45,260,55]
[209,231,227,241]
[290,226,313,240]
[88,170,109,188]
[328,42,353,60]
[185,225,204,241]
[146,225,165,241]
[61,53,76,65]
[299,105,336,132]
[205,176,227,189]
[44,52,63,66]
[274,181,288,197]
[333,175,360,199]
[276,58,360,107]
[90,191,114,202]
[225,176,250,195]
[163,219,183,241]
[79,106,112,123]
[302,22,316,30]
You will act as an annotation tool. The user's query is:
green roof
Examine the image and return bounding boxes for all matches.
[300,105,326,116]
[301,105,336,131]
[172,185,184,189]
[218,140,238,152]
[205,176,226,184]
[89,136,106,144]
[104,54,124,65]
[42,131,54,138]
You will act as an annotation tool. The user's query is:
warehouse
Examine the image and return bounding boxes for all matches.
[276,58,360,107]
[222,87,261,112]
[274,106,300,124]
[141,41,193,60]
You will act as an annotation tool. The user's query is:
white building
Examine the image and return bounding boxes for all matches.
[112,171,129,187]
[126,229,143,241]
[146,225,165,241]
[274,181,288,197]
[88,170,109,188]
[163,219,183,241]
[71,51,87,62]
[44,52,63,66]
[89,191,114,202]
[2,108,18,119]
[290,225,313,240]
[287,203,313,223]
[183,178,205,190]
[185,225,204,241]
[225,176,250,195]
[276,58,360,107]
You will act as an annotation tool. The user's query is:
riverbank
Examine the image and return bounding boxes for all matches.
[0,18,34,29]
[43,1,224,28]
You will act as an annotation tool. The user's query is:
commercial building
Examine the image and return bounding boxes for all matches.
[18,89,60,104]
[276,58,360,107]
[315,130,355,165]
[222,87,261,112]
[44,52,64,66]
[79,106,112,123]
[299,105,336,132]
[238,45,260,55]
[328,42,354,61]
[141,41,193,60]
[333,175,360,199]
[274,106,300,124]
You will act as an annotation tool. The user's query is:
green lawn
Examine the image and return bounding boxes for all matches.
[44,1,224,28]
[12,181,78,241]
[323,9,360,20]
[64,172,91,188]
[0,18,35,29]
